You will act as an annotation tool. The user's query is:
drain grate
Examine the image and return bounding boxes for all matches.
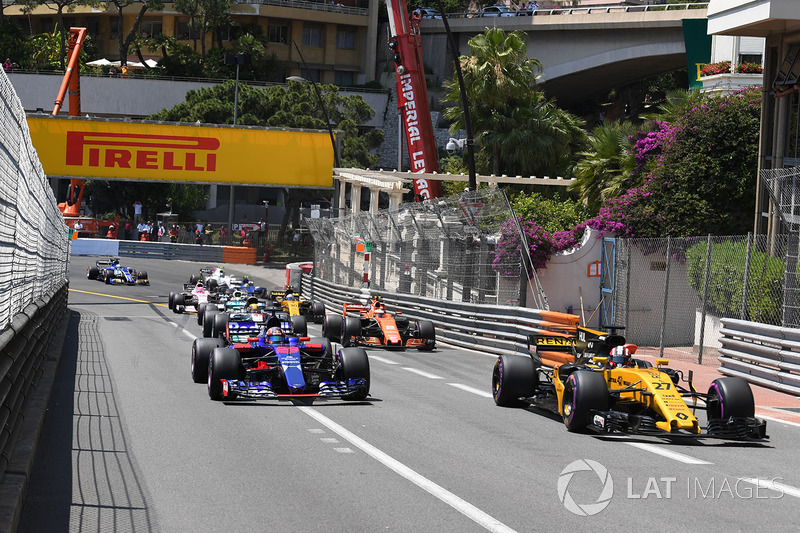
[104,317,132,321]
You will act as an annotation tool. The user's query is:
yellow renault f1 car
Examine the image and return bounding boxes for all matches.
[269,286,326,324]
[492,326,767,440]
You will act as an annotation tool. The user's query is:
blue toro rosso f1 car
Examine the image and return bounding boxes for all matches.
[191,327,370,402]
[87,257,149,285]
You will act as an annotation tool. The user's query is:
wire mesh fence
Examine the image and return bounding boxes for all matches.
[611,233,789,363]
[0,68,70,330]
[305,188,547,307]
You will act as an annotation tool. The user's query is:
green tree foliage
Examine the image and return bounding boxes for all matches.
[442,27,585,177]
[686,240,784,324]
[510,191,590,235]
[0,23,34,69]
[149,80,382,167]
[21,0,101,69]
[571,120,637,212]
[85,181,207,222]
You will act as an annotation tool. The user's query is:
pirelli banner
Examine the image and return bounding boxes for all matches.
[27,116,334,187]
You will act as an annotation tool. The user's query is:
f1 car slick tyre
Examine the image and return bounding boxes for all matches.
[196,303,208,326]
[308,336,333,360]
[707,377,755,420]
[212,313,229,339]
[291,315,308,337]
[171,293,184,314]
[336,347,370,400]
[168,292,175,310]
[202,309,219,337]
[208,348,242,400]
[312,301,326,323]
[415,320,436,351]
[189,274,197,284]
[492,354,537,407]
[562,371,609,432]
[192,338,225,383]
[323,314,342,342]
[87,266,99,280]
[341,316,361,348]
[138,270,148,281]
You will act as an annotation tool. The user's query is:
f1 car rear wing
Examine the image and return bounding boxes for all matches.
[95,257,119,267]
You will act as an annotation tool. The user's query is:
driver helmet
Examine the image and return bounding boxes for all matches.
[248,302,260,312]
[265,327,285,344]
[609,345,633,366]
[374,309,385,317]
[285,293,295,300]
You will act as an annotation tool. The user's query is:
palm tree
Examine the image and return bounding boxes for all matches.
[443,27,583,177]
[571,121,637,212]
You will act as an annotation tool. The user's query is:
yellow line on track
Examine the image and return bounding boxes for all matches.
[69,288,173,308]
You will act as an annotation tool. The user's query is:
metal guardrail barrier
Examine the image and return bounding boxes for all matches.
[718,318,800,395]
[303,273,578,356]
[0,282,68,481]
[118,241,225,262]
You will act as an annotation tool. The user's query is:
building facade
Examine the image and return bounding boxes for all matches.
[5,0,379,84]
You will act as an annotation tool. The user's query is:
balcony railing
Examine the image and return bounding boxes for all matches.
[235,0,368,17]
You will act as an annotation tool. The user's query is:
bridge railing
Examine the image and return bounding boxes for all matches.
[428,2,707,19]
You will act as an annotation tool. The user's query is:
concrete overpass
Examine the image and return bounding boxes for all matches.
[419,3,709,107]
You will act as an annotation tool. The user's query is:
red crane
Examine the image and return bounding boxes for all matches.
[386,0,443,200]
[53,27,118,237]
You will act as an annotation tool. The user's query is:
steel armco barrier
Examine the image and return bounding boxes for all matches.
[0,281,68,480]
[118,241,224,262]
[303,273,579,356]
[718,318,800,395]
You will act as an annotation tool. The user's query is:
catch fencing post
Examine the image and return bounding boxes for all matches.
[658,237,672,359]
[698,234,712,364]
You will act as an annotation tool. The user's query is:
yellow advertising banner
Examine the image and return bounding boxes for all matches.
[26,116,334,187]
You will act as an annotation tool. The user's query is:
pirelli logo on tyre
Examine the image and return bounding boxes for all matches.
[27,116,334,187]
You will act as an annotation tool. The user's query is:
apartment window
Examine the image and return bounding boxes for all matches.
[176,19,199,40]
[740,54,762,65]
[140,20,163,39]
[336,27,356,50]
[268,24,289,45]
[303,26,323,47]
[334,70,354,86]
[300,69,321,83]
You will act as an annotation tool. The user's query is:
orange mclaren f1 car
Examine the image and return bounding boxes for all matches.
[323,297,435,350]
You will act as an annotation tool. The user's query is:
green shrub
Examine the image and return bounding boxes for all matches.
[686,240,784,324]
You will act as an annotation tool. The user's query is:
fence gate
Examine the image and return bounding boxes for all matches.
[600,237,616,329]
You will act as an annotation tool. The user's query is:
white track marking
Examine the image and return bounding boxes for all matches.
[448,383,493,398]
[739,478,800,499]
[369,355,401,365]
[436,340,499,358]
[307,428,325,434]
[625,442,713,465]
[320,437,340,444]
[754,413,800,429]
[402,367,444,380]
[181,330,196,341]
[334,448,355,454]
[298,406,517,533]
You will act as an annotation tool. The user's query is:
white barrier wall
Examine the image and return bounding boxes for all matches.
[533,228,604,326]
[0,68,70,330]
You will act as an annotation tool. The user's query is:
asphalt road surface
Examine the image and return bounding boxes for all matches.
[17,257,800,532]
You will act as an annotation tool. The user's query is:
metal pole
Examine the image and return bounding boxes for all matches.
[436,0,476,191]
[658,237,672,359]
[741,232,753,320]
[698,234,713,365]
[228,62,240,235]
